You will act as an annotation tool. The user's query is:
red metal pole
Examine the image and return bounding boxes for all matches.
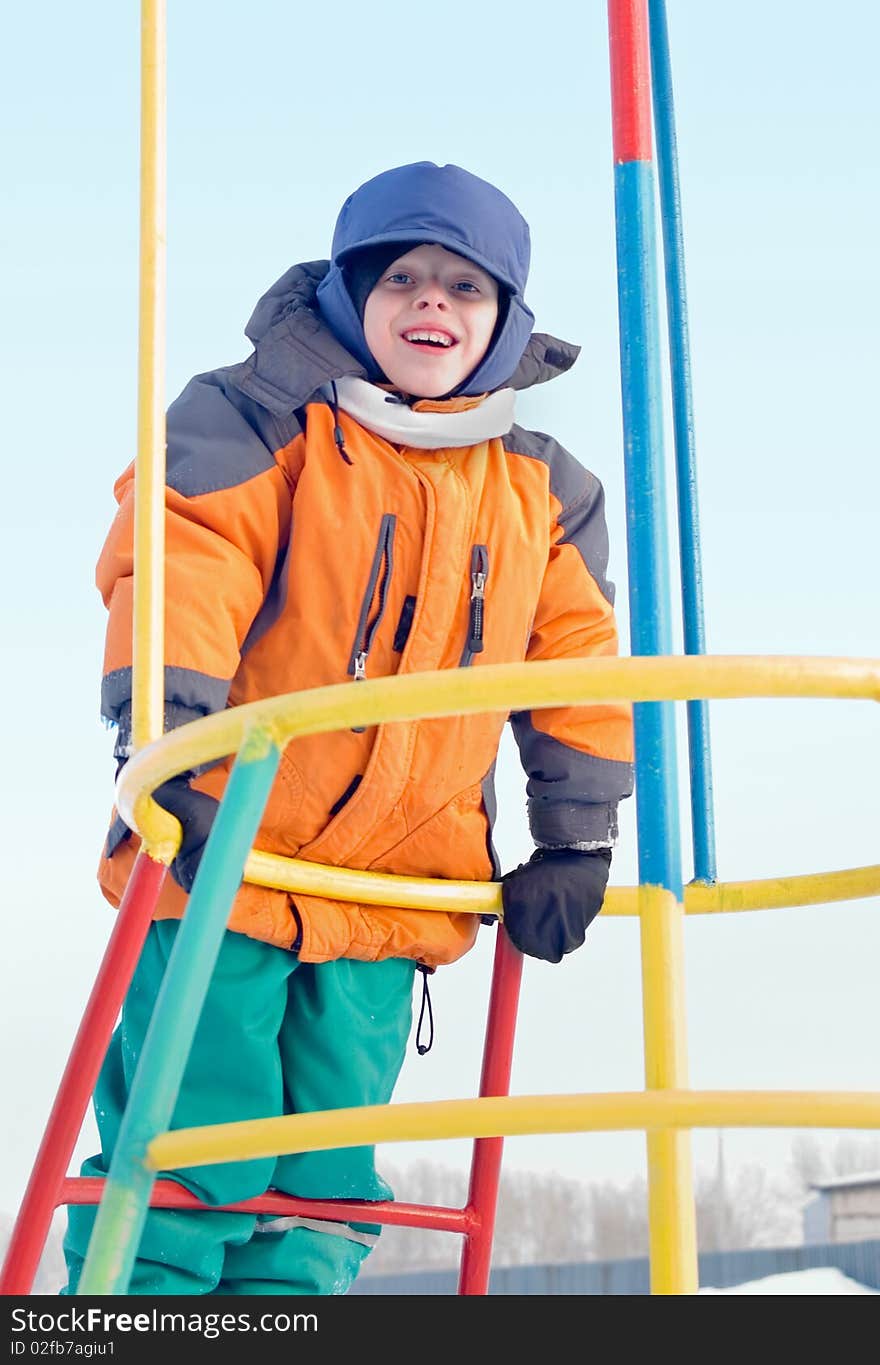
[457,928,524,1295]
[0,853,166,1295]
[60,1177,475,1234]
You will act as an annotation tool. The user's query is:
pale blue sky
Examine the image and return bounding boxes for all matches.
[1,2,878,1221]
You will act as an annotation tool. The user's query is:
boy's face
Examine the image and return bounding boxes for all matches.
[362,243,500,398]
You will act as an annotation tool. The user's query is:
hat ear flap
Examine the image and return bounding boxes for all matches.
[315,263,387,380]
[453,290,535,397]
[343,242,421,320]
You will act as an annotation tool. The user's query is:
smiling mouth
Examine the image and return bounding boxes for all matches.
[401,330,458,351]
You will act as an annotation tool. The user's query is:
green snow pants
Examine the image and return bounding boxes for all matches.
[63,921,417,1295]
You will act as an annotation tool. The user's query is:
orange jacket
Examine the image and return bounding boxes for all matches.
[97,262,633,967]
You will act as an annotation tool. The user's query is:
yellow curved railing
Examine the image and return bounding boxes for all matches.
[148,1089,880,1172]
[109,651,880,1295]
[117,653,880,918]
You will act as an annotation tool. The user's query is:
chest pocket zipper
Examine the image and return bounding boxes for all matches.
[348,513,396,730]
[460,544,489,667]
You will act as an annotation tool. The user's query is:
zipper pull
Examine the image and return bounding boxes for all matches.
[351,652,368,732]
[467,570,486,654]
[460,545,489,667]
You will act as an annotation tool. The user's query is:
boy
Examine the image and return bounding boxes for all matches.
[63,162,634,1295]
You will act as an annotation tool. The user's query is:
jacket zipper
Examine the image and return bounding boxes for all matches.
[348,514,396,730]
[460,544,489,667]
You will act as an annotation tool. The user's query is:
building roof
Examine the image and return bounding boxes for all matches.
[808,1170,880,1192]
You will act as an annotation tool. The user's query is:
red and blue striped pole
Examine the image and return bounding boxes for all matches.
[648,0,717,885]
[607,0,682,895]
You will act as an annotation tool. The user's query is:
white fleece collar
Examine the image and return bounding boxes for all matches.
[330,375,516,450]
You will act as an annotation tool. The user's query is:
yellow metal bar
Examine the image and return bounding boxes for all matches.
[684,864,880,913]
[146,1088,880,1172]
[245,849,503,914]
[113,654,880,859]
[639,885,698,1294]
[131,0,167,752]
[243,852,880,918]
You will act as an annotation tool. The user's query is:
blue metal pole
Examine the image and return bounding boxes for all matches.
[648,0,718,883]
[614,159,683,896]
[76,728,282,1295]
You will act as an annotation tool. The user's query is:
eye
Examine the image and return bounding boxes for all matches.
[454,281,480,294]
[386,272,412,285]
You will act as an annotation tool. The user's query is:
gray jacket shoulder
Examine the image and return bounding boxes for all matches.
[503,425,613,605]
[165,365,306,498]
[503,424,602,512]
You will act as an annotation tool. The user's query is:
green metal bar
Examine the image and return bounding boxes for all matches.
[76,727,282,1295]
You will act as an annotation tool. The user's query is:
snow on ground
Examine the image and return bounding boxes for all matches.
[699,1267,878,1294]
[25,1267,880,1296]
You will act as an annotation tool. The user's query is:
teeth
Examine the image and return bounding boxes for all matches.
[403,331,454,347]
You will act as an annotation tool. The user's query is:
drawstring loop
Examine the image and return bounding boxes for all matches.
[415,964,434,1056]
[329,380,353,465]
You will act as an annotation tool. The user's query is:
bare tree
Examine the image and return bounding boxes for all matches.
[491,1169,592,1266]
[789,1134,828,1193]
[589,1176,649,1261]
[829,1136,880,1177]
[364,1160,592,1274]
[590,1162,797,1260]
[696,1163,797,1251]
[788,1133,880,1199]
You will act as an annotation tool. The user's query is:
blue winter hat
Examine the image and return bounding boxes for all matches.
[315,162,535,396]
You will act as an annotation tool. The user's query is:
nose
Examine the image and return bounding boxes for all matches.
[414,278,449,311]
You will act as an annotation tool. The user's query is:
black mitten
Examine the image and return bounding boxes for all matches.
[151,775,221,892]
[105,765,219,893]
[500,847,612,963]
